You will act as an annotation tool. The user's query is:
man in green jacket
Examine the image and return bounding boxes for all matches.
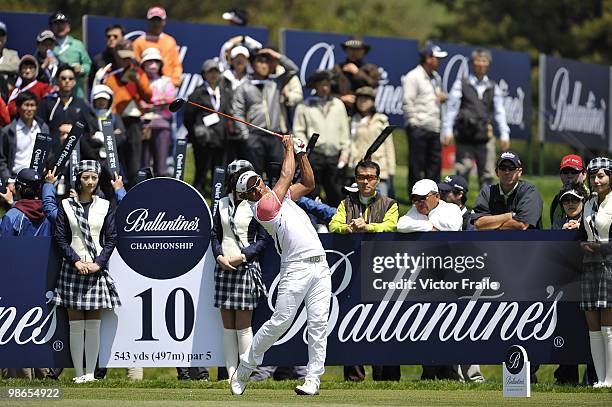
[328,160,400,382]
[329,160,398,234]
[49,12,91,99]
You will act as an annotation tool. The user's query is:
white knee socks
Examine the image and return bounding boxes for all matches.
[237,327,253,359]
[602,326,612,384]
[69,320,85,378]
[84,320,101,376]
[223,329,238,378]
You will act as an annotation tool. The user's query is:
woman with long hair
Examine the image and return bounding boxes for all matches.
[50,160,120,383]
[211,159,268,381]
[580,158,612,387]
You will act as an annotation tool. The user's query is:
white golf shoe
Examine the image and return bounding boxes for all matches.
[230,364,251,395]
[294,379,320,395]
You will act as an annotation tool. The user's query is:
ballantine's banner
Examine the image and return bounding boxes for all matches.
[253,231,589,365]
[438,43,532,141]
[281,29,419,126]
[539,54,611,151]
[0,175,591,366]
[83,15,268,101]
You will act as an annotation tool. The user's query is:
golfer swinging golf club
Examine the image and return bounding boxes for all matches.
[230,135,332,396]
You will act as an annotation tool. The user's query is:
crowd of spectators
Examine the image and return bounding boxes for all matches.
[1,7,611,389]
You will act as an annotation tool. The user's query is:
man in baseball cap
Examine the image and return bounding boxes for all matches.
[471,150,543,230]
[132,6,182,87]
[0,168,51,237]
[397,178,462,232]
[231,136,332,397]
[438,175,473,231]
[550,154,587,231]
[48,11,91,99]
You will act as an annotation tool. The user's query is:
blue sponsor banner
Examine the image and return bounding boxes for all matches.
[0,231,590,366]
[0,11,50,57]
[83,15,268,100]
[438,43,532,141]
[281,29,419,126]
[539,54,610,151]
[0,238,70,367]
[253,231,589,365]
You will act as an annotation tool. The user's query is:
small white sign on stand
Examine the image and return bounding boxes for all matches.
[503,345,531,397]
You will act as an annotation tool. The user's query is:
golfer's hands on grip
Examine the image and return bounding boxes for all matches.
[292,137,307,155]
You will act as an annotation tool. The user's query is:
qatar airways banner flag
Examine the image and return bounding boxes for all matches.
[83,15,268,101]
[438,43,532,140]
[539,54,610,151]
[281,29,419,126]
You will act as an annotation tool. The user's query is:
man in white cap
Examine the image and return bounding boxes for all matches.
[397,178,462,233]
[230,136,332,396]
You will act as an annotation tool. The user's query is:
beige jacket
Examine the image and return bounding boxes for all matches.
[402,64,443,132]
[293,96,350,157]
[349,113,396,180]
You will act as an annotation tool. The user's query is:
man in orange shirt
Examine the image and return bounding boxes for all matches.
[132,6,182,88]
[103,40,152,189]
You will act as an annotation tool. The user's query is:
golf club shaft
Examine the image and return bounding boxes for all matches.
[185,100,284,139]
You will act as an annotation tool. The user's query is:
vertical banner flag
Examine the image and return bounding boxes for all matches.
[539,54,610,151]
[29,133,52,175]
[101,119,120,175]
[281,29,419,126]
[69,141,81,188]
[210,166,226,217]
[173,139,188,180]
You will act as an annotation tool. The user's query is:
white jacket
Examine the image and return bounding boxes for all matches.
[402,64,443,132]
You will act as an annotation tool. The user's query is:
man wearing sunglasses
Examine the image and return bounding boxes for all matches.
[89,24,124,90]
[471,151,543,230]
[230,136,331,397]
[397,178,462,233]
[329,160,398,235]
[550,154,587,230]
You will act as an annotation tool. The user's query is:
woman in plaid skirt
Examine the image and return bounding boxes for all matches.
[50,160,120,383]
[211,159,268,380]
[580,157,612,387]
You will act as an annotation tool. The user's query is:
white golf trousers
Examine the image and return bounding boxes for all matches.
[242,258,331,384]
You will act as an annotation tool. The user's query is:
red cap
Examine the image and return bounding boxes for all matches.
[147,6,167,20]
[560,154,583,171]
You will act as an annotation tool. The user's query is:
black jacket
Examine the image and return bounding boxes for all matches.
[36,93,97,146]
[184,79,233,148]
[0,118,50,182]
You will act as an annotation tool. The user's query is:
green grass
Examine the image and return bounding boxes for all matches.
[0,379,610,406]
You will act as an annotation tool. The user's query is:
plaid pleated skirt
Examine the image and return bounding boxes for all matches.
[214,261,265,310]
[51,260,122,310]
[581,261,612,311]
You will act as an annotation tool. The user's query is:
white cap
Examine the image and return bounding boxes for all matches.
[230,45,250,60]
[343,182,358,193]
[411,179,438,196]
[140,47,163,64]
[235,170,259,193]
[92,84,113,100]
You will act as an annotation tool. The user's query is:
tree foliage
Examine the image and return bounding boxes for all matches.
[432,0,612,64]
